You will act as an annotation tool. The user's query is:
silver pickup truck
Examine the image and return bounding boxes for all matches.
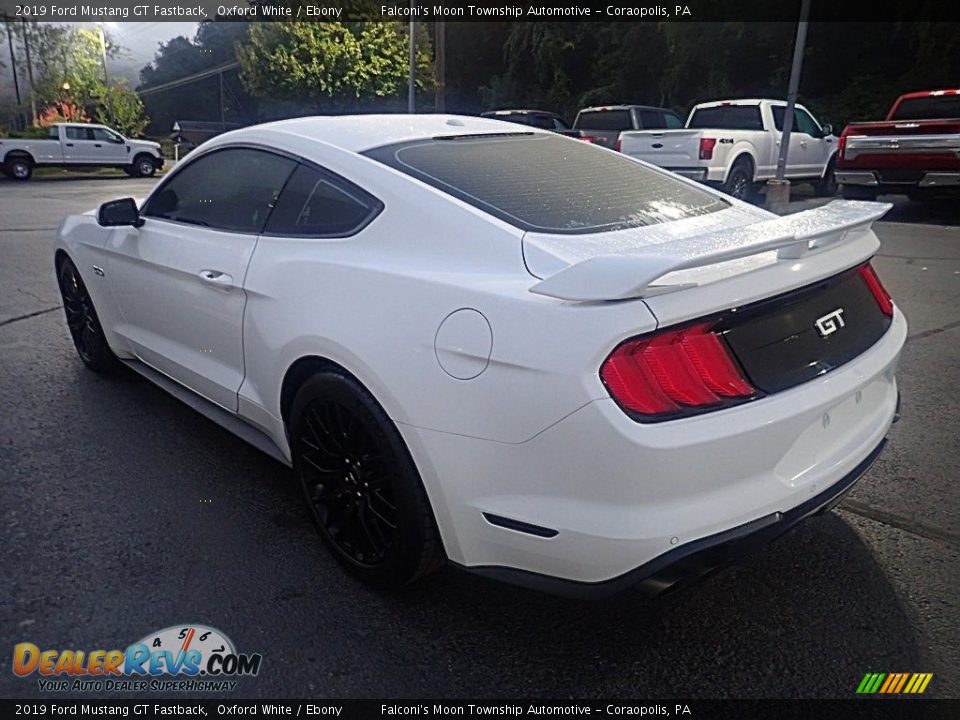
[0,123,163,181]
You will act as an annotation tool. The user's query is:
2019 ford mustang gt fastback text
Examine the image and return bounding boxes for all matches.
[53,115,906,596]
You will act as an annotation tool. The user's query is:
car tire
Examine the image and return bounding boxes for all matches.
[841,185,878,201]
[6,157,33,181]
[289,370,445,588]
[722,157,754,201]
[814,158,838,197]
[131,154,157,178]
[56,257,118,373]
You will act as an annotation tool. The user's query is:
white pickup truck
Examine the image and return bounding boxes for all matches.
[0,123,163,181]
[617,99,839,200]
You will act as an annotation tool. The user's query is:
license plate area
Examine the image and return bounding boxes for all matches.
[718,266,891,394]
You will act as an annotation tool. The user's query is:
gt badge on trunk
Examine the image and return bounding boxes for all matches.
[815,308,846,338]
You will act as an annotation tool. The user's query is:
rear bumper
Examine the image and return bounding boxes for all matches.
[667,167,709,182]
[460,435,888,599]
[837,169,960,188]
[404,310,907,589]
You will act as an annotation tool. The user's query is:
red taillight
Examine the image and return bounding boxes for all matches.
[579,134,595,143]
[600,322,755,419]
[699,137,717,160]
[838,134,847,160]
[614,137,622,152]
[859,264,894,317]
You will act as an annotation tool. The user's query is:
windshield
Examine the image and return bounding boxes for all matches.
[364,133,729,234]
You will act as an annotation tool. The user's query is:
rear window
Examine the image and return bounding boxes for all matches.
[574,110,633,131]
[890,95,960,120]
[689,106,764,130]
[364,133,729,234]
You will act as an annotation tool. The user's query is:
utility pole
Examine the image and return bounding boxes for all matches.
[219,69,225,129]
[19,18,36,126]
[435,21,445,113]
[407,11,416,113]
[4,19,21,107]
[767,0,810,211]
[97,23,109,85]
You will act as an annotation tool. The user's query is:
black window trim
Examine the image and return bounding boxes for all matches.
[141,142,383,238]
[260,162,384,240]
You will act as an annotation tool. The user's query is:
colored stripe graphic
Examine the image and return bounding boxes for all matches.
[857,672,933,694]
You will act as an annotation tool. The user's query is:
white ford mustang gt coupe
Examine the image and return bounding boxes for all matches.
[54,115,906,596]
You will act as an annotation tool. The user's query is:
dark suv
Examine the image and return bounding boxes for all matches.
[573,105,685,149]
[480,109,585,139]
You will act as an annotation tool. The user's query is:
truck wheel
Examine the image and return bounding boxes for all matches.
[722,158,754,201]
[6,157,33,181]
[131,154,157,178]
[814,159,838,197]
[841,185,878,201]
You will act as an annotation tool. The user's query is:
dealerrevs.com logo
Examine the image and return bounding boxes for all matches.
[13,624,262,693]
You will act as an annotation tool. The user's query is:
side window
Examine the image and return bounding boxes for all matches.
[664,112,684,129]
[637,109,662,129]
[772,107,821,136]
[143,148,296,234]
[264,164,381,238]
[66,126,93,141]
[47,127,59,140]
[771,107,786,131]
[794,109,821,137]
[91,127,122,143]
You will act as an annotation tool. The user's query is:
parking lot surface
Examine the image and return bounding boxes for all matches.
[1,175,957,698]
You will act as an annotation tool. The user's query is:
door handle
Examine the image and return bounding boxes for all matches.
[198,270,234,288]
[65,143,74,147]
[94,143,102,148]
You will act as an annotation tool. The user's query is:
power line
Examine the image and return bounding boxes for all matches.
[138,61,239,96]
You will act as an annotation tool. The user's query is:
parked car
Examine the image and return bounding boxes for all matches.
[54,115,905,596]
[479,109,585,139]
[0,123,163,181]
[617,99,839,200]
[837,89,960,201]
[572,104,685,148]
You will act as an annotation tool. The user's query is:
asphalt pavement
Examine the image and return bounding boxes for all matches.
[0,173,957,699]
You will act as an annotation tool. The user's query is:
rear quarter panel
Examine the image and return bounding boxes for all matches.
[239,156,662,453]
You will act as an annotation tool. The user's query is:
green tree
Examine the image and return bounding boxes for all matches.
[96,81,149,137]
[237,21,433,112]
[17,23,117,113]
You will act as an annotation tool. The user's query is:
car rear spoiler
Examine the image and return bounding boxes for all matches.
[528,200,892,302]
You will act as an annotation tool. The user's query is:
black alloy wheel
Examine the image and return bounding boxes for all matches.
[290,371,444,587]
[723,160,753,201]
[57,259,116,372]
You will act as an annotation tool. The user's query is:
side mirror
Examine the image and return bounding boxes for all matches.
[97,198,144,228]
[821,123,833,136]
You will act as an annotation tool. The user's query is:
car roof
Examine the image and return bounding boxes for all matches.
[692,99,808,109]
[578,105,670,112]
[210,114,544,154]
[896,88,960,100]
[481,109,561,118]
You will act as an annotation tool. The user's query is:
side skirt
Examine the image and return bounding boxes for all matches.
[121,359,291,467]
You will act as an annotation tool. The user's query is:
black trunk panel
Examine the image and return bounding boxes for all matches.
[718,267,891,394]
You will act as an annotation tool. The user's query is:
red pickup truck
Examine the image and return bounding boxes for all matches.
[837,89,960,201]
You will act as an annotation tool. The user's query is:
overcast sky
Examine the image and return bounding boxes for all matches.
[107,22,203,70]
[1,22,202,102]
